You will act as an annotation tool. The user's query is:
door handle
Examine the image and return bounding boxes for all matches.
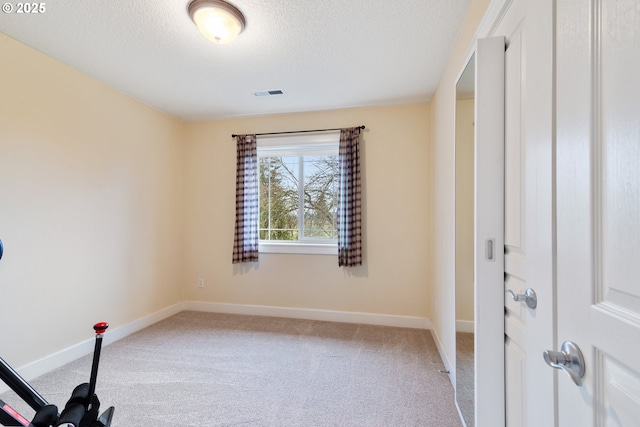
[543,341,585,386]
[485,238,495,261]
[506,288,537,309]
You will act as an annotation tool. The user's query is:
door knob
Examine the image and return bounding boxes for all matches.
[543,341,585,386]
[506,288,537,309]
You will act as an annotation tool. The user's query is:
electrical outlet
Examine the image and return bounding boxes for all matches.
[198,278,204,288]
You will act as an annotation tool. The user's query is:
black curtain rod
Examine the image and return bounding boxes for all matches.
[231,125,365,138]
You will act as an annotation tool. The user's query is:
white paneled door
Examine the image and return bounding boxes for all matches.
[556,0,640,424]
[495,0,556,425]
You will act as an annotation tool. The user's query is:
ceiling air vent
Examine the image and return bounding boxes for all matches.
[252,89,286,97]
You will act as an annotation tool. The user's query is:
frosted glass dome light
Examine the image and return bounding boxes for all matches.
[188,0,246,44]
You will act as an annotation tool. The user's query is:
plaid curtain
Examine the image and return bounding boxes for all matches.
[337,127,362,267]
[232,134,259,264]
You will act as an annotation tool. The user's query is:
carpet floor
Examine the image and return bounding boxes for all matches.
[2,311,462,426]
[455,332,474,427]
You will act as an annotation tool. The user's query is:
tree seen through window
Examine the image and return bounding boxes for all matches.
[259,154,338,241]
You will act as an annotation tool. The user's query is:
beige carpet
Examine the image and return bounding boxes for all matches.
[2,311,462,427]
[455,332,474,427]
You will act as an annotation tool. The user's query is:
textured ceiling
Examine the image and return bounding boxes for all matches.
[0,0,471,122]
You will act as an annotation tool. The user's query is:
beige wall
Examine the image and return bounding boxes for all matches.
[429,0,491,366]
[0,32,433,369]
[0,0,484,371]
[182,104,431,317]
[0,34,185,367]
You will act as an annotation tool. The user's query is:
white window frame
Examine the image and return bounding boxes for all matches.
[257,132,339,255]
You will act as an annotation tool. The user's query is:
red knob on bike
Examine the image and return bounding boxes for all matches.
[93,322,109,334]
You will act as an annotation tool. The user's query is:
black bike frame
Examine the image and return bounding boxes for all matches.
[0,358,48,413]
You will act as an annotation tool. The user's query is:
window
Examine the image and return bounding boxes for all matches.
[257,133,339,254]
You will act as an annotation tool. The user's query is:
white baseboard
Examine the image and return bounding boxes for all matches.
[430,325,454,388]
[456,320,474,333]
[184,301,432,330]
[100,303,186,347]
[0,303,185,394]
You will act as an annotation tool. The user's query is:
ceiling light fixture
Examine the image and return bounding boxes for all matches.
[188,0,246,44]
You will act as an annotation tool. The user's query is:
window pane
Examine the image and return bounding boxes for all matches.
[259,156,299,241]
[303,155,338,239]
[258,151,338,243]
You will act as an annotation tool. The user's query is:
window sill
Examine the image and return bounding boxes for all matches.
[258,242,337,255]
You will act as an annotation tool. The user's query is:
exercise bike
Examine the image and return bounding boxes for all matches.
[0,323,115,427]
[0,240,115,426]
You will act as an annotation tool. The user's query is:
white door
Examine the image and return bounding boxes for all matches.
[474,35,505,427]
[556,0,640,424]
[503,23,532,425]
[492,0,556,425]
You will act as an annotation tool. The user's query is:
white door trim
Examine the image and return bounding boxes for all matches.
[474,35,506,427]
